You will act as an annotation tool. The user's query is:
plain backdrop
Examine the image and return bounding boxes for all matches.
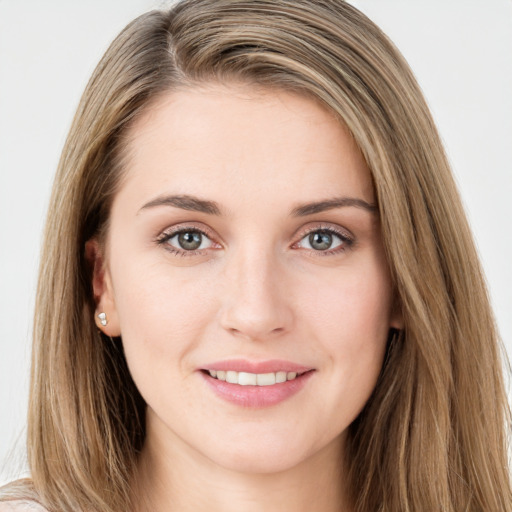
[1,0,511,485]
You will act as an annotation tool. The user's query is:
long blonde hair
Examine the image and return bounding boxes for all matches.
[2,1,510,511]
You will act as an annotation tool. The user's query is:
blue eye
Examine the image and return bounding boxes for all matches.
[163,229,214,252]
[296,229,351,252]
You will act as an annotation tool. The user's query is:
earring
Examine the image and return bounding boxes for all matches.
[98,312,108,326]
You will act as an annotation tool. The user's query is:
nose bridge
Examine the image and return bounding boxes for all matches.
[219,241,292,340]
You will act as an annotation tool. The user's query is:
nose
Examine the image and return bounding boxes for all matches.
[219,247,294,342]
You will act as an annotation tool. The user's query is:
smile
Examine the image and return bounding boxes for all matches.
[206,369,301,386]
[200,362,315,408]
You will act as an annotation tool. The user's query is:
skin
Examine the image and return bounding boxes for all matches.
[89,84,402,512]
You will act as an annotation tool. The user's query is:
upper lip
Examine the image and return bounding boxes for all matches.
[201,359,313,374]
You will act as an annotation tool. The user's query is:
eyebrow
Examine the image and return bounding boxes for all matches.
[291,197,378,216]
[139,194,222,215]
[138,194,377,217]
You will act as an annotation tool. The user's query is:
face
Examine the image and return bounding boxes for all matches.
[90,84,401,475]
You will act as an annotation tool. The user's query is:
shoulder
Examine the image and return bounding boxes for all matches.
[0,502,48,512]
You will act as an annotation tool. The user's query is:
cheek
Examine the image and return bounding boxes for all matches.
[110,257,217,368]
[303,257,392,409]
[110,263,221,421]
[306,256,393,343]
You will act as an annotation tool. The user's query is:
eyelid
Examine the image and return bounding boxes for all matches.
[291,223,355,254]
[155,223,222,255]
[154,221,355,257]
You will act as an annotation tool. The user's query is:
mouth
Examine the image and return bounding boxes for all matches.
[201,369,309,386]
[199,361,315,407]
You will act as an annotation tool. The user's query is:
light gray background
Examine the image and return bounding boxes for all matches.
[1,0,511,484]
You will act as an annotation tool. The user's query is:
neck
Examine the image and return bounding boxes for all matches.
[132,415,351,512]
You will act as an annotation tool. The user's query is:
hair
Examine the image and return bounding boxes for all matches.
[1,1,510,511]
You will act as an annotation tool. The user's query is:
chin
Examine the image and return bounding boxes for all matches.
[201,428,339,476]
[209,446,309,475]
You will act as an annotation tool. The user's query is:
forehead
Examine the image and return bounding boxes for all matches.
[118,83,374,211]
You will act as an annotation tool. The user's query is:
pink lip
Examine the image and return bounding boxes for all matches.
[202,359,312,374]
[199,359,315,408]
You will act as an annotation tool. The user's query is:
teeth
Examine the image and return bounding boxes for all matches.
[226,371,238,384]
[238,372,257,386]
[276,371,287,383]
[207,369,302,385]
[257,372,276,386]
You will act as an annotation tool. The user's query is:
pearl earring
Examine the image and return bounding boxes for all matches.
[98,312,108,326]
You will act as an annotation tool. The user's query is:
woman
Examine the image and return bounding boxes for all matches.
[1,0,510,511]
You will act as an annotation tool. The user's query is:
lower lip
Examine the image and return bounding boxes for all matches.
[200,371,314,408]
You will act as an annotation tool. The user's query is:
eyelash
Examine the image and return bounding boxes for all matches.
[155,224,355,257]
[294,225,355,256]
[155,225,217,257]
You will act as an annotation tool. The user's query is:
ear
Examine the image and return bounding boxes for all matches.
[85,238,121,337]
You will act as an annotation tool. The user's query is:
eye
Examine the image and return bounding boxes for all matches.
[158,228,215,253]
[295,228,353,253]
